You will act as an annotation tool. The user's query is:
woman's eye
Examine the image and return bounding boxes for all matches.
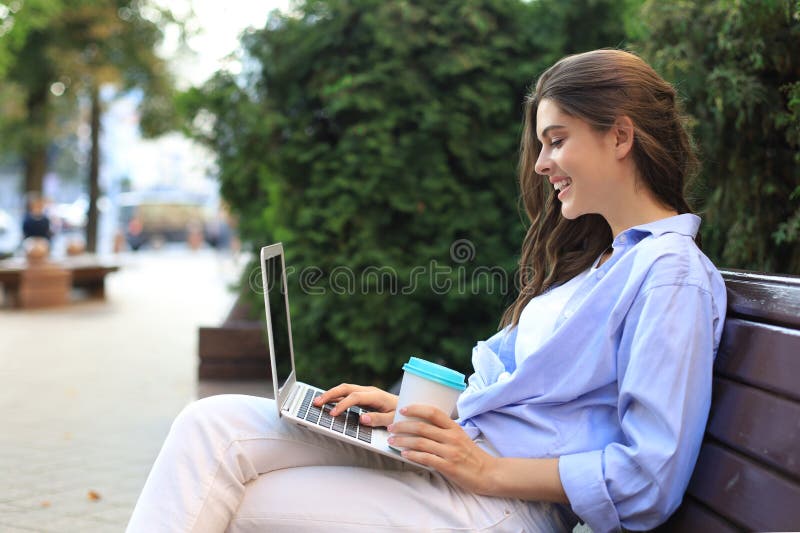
[550,138,564,148]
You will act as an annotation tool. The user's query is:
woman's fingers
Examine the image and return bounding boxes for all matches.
[397,448,448,470]
[389,433,448,457]
[314,383,360,406]
[395,404,454,428]
[360,411,395,427]
[382,404,495,491]
[388,418,450,443]
[386,406,466,456]
[328,391,373,415]
[314,385,398,418]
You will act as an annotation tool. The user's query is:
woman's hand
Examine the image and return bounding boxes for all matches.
[314,383,398,427]
[387,404,498,495]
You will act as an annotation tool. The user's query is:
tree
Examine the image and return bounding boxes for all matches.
[0,0,61,78]
[182,0,633,387]
[1,0,177,251]
[1,1,63,197]
[634,0,800,273]
[53,1,177,251]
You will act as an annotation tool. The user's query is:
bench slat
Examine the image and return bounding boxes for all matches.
[708,377,800,480]
[69,265,119,282]
[685,442,800,531]
[715,318,800,401]
[721,269,800,328]
[657,497,740,533]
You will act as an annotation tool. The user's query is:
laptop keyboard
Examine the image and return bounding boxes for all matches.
[297,389,373,444]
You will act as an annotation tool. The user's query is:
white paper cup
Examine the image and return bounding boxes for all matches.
[390,357,466,450]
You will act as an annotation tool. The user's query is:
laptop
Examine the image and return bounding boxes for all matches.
[260,242,427,469]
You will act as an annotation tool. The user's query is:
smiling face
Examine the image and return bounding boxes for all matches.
[534,98,621,221]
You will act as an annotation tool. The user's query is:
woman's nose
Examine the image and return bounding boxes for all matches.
[534,148,550,176]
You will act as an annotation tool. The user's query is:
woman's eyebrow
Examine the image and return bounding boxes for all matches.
[538,124,566,141]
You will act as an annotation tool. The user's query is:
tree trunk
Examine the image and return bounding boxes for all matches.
[86,84,101,253]
[23,83,49,195]
[24,147,47,197]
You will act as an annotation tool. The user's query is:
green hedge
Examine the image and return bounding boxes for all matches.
[635,0,800,272]
[181,0,800,386]
[180,0,632,386]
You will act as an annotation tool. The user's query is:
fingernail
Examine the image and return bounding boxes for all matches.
[386,424,394,432]
[387,436,395,444]
[400,407,407,414]
[361,414,371,424]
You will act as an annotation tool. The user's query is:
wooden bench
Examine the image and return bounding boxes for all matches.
[61,255,121,298]
[659,269,800,532]
[0,255,120,306]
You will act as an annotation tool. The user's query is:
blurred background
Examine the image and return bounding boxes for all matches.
[0,0,798,530]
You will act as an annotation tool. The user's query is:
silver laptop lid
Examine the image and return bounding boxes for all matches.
[260,243,297,412]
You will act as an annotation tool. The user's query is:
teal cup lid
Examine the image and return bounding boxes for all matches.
[402,357,466,391]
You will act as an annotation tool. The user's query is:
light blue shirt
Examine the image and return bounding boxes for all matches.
[456,214,727,533]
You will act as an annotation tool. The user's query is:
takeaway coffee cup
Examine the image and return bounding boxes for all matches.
[390,357,467,449]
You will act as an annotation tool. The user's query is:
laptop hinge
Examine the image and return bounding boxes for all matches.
[284,383,305,413]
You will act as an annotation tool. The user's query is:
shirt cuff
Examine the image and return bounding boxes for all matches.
[559,450,620,533]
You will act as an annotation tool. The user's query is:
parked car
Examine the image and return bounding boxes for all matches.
[51,197,88,231]
[118,191,211,250]
[0,207,21,259]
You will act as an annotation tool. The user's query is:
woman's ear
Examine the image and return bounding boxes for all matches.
[613,116,635,159]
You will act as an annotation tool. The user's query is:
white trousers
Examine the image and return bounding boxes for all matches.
[126,394,575,532]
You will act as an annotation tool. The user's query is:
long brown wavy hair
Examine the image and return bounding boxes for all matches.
[500,49,700,328]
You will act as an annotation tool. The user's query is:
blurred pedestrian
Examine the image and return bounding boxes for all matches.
[22,192,52,242]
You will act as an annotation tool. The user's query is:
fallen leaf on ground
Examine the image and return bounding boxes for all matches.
[87,490,101,501]
[40,501,51,508]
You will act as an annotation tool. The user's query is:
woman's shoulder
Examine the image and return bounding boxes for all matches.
[630,231,724,296]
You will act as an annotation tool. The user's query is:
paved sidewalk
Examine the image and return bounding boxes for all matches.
[0,248,270,532]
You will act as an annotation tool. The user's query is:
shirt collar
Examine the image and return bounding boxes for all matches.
[615,213,700,246]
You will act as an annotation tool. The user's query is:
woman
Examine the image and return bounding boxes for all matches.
[127,49,726,533]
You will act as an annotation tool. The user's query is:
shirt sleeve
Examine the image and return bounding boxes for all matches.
[558,282,718,533]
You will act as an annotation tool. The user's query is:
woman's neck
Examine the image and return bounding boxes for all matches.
[602,177,679,238]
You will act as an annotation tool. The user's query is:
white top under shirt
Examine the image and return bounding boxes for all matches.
[514,260,599,367]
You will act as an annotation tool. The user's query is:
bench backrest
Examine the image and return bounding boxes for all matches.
[659,269,800,531]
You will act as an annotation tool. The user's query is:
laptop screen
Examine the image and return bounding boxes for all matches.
[264,252,293,391]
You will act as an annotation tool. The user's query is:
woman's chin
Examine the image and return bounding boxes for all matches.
[559,205,580,220]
